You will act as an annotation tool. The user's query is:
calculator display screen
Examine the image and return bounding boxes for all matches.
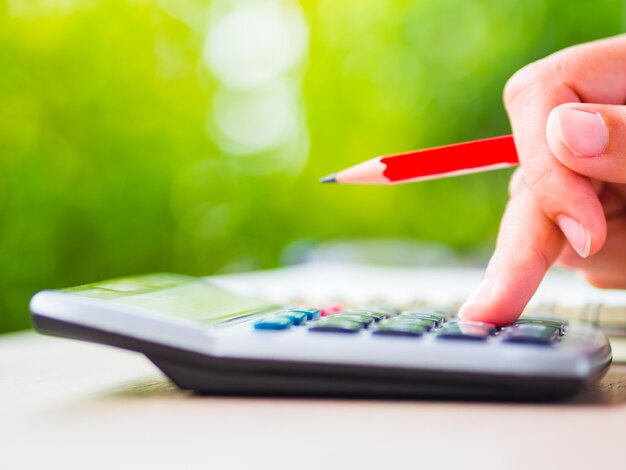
[62,273,275,325]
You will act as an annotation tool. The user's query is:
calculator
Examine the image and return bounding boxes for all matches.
[30,272,612,400]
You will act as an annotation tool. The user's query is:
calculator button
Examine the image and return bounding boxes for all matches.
[394,318,436,330]
[368,305,400,317]
[320,304,343,316]
[308,319,364,334]
[400,312,446,326]
[333,313,375,327]
[289,307,321,321]
[436,321,495,341]
[501,324,560,345]
[254,316,293,331]
[402,309,447,318]
[278,310,307,325]
[312,307,328,317]
[372,321,429,337]
[343,309,387,321]
[514,318,567,334]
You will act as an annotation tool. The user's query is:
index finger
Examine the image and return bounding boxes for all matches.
[458,187,564,326]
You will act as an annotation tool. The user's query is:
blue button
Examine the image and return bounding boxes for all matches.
[289,307,321,321]
[278,310,307,325]
[254,316,293,331]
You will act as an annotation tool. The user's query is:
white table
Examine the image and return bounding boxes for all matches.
[2,331,626,470]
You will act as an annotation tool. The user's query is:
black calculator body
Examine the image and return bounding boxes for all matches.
[30,273,612,400]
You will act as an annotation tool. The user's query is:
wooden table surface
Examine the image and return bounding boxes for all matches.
[2,331,626,470]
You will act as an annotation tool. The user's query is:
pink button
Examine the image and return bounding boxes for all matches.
[321,304,343,317]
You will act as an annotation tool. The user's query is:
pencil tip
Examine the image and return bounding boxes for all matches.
[320,173,337,184]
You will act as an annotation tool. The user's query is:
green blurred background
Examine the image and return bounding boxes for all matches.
[0,0,624,333]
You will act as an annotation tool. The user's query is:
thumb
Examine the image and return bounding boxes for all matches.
[546,103,626,183]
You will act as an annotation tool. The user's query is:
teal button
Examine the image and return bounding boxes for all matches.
[289,307,321,321]
[278,310,307,325]
[254,316,293,331]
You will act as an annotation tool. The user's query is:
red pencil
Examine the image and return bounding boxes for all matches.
[320,135,518,185]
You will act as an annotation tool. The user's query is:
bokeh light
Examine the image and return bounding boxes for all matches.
[203,0,308,90]
[0,0,624,333]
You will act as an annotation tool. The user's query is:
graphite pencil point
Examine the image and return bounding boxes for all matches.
[319,173,337,184]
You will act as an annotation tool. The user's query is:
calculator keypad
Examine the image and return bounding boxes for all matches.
[253,305,568,346]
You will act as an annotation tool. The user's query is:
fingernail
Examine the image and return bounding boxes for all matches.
[556,215,591,258]
[554,107,608,157]
[458,276,494,320]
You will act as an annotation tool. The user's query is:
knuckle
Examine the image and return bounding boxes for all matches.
[583,274,626,290]
[503,46,584,112]
[508,168,526,197]
[548,41,603,77]
[503,38,600,110]
[503,67,532,109]
[522,165,552,200]
[503,60,552,110]
[584,274,606,289]
[556,251,581,270]
[615,109,626,136]
[556,259,575,270]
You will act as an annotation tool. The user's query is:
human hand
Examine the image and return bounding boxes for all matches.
[458,34,626,326]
